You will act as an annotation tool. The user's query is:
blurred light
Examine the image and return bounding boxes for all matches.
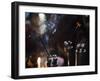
[64,41,68,46]
[38,13,47,35]
[37,57,41,68]
[83,49,86,53]
[81,43,85,47]
[77,43,81,48]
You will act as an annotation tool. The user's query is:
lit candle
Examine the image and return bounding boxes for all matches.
[37,57,41,68]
